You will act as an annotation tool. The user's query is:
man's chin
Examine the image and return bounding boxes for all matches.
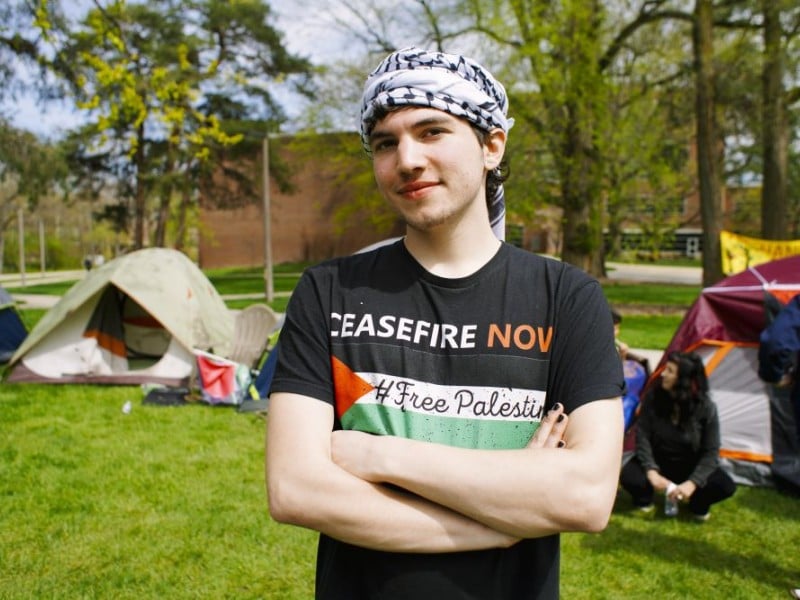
[404,215,450,233]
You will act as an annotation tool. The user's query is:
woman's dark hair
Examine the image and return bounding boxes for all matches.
[656,351,710,426]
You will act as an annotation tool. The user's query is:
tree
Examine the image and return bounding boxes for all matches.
[693,0,724,285]
[0,120,67,271]
[760,0,800,240]
[297,0,697,275]
[35,0,312,249]
[0,2,41,103]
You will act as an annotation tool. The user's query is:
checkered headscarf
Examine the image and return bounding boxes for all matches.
[360,47,513,239]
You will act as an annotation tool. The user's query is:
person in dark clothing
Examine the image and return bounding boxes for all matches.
[620,351,736,521]
[758,294,800,444]
[266,46,625,600]
[611,309,650,375]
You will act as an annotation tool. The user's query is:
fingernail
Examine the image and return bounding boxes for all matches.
[554,402,563,411]
[557,413,565,422]
[557,440,566,448]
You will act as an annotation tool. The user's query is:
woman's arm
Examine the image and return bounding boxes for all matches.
[687,401,722,487]
[634,401,660,474]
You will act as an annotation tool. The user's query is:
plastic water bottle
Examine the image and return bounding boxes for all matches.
[664,483,679,517]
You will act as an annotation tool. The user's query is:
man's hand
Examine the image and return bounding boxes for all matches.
[526,402,569,448]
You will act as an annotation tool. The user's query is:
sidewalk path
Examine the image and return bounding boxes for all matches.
[606,262,701,285]
[630,348,664,368]
[10,294,63,309]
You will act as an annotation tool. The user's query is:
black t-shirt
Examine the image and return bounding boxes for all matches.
[271,241,624,600]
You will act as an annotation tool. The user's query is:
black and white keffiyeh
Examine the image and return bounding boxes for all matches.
[359,47,513,239]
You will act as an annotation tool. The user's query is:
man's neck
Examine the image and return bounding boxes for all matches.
[404,225,501,279]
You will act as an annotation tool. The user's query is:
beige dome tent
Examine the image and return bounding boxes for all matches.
[6,248,233,386]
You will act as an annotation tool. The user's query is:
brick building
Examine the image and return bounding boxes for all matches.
[199,132,760,268]
[198,132,404,269]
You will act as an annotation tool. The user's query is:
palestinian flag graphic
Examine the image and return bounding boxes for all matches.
[332,356,545,449]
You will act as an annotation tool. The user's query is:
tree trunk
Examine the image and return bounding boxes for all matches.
[154,185,170,247]
[133,121,147,249]
[174,185,190,251]
[559,101,605,277]
[761,0,788,240]
[561,198,604,275]
[693,0,724,286]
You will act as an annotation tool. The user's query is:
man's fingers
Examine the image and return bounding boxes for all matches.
[527,403,568,448]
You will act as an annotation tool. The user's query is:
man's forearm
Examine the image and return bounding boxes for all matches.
[266,392,517,553]
[269,457,518,552]
[333,399,623,538]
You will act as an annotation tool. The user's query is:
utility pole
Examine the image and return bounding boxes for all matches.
[262,136,274,302]
[17,207,26,287]
[39,218,46,274]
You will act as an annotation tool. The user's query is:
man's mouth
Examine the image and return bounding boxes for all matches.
[397,181,438,199]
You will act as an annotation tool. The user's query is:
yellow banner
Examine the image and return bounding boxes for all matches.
[721,230,800,275]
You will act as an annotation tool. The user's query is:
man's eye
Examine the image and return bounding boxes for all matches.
[424,128,445,138]
[372,139,396,152]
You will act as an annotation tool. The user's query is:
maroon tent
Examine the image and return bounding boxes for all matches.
[651,254,800,490]
[662,254,800,357]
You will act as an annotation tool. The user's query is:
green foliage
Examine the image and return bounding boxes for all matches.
[34,0,313,249]
[603,23,696,259]
[285,131,400,237]
[728,186,761,237]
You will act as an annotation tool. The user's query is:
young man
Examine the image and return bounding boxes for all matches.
[266,47,624,599]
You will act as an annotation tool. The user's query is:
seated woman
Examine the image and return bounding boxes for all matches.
[620,351,736,521]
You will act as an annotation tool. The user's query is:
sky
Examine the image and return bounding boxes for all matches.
[1,0,351,139]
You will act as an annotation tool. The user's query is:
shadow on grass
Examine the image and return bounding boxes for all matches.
[581,518,795,588]
[584,490,798,594]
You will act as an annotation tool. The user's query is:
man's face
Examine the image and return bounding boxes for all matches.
[368,107,501,233]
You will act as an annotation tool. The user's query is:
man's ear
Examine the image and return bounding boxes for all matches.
[483,128,507,170]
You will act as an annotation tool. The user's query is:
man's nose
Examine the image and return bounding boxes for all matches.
[396,138,425,173]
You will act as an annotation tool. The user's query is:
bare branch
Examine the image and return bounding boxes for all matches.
[600,9,693,72]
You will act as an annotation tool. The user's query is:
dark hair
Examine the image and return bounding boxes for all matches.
[611,310,622,325]
[470,125,509,211]
[656,351,709,426]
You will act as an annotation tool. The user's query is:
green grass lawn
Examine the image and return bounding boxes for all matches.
[617,314,684,350]
[602,281,701,309]
[0,385,796,599]
[4,263,797,598]
[0,385,317,600]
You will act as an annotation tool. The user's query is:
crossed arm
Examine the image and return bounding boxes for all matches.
[266,393,622,553]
